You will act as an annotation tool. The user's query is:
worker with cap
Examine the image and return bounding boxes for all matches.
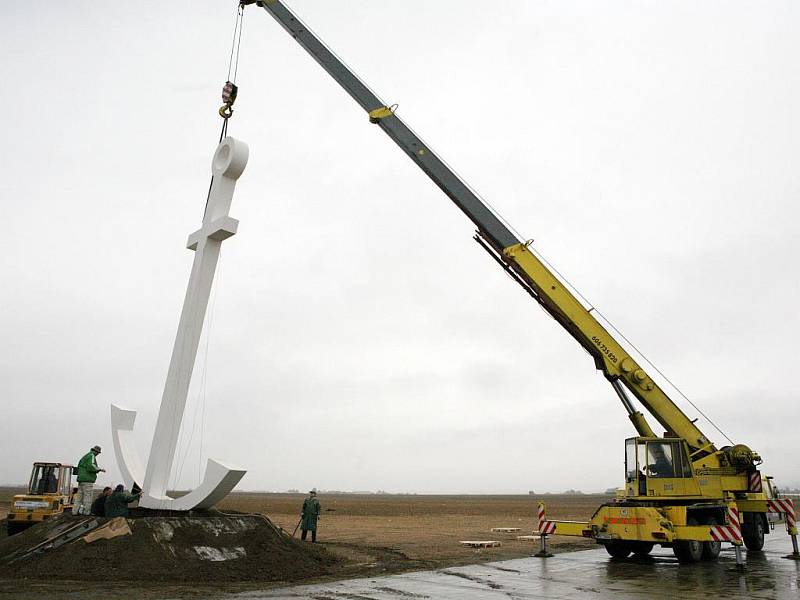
[105,484,142,518]
[300,490,321,542]
[72,445,105,515]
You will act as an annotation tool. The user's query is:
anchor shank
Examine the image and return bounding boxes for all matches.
[142,237,223,501]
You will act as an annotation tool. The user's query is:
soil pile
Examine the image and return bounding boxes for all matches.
[0,511,336,583]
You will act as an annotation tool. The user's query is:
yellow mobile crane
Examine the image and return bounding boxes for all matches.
[241,1,798,564]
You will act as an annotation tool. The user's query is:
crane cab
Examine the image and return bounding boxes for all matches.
[7,462,75,535]
[624,437,702,498]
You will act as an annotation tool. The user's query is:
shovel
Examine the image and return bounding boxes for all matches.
[291,517,302,538]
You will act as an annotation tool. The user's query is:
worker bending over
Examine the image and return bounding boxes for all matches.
[91,487,112,516]
[105,484,142,518]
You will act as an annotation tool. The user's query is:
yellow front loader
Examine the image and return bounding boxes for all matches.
[7,462,75,535]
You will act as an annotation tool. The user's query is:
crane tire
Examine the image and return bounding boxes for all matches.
[632,542,654,557]
[673,517,703,563]
[702,518,721,560]
[604,541,633,558]
[742,512,765,551]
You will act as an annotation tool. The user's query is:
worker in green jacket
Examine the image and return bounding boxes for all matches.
[105,484,142,518]
[72,445,106,515]
[300,490,321,542]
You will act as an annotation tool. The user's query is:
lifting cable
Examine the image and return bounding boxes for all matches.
[523,241,735,446]
[203,3,246,221]
[219,2,245,126]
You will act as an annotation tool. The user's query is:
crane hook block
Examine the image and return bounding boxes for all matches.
[219,81,239,119]
[369,105,395,123]
[222,81,238,106]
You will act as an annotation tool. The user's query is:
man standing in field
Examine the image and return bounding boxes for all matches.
[300,490,321,542]
[73,445,105,515]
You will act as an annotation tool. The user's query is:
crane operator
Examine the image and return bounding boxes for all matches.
[647,444,675,477]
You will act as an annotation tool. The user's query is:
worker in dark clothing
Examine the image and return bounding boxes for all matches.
[105,484,141,518]
[90,487,112,516]
[37,467,58,494]
[45,470,58,493]
[648,445,674,478]
[300,490,321,542]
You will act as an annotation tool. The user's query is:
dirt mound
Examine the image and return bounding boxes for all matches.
[0,511,336,583]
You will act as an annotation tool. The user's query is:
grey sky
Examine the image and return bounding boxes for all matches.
[1,1,798,494]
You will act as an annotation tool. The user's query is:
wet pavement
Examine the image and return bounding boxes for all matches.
[234,535,800,599]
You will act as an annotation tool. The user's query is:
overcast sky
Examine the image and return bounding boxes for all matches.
[1,1,798,495]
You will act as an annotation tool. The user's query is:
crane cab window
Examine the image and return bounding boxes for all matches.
[644,441,693,478]
[624,440,650,479]
[625,439,637,482]
[646,442,675,477]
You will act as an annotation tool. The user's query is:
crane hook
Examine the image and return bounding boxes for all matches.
[219,80,238,120]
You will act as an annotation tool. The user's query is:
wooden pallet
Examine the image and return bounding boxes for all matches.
[490,527,521,533]
[459,540,502,548]
[516,534,542,541]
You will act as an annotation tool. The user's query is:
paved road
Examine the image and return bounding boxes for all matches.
[236,535,800,599]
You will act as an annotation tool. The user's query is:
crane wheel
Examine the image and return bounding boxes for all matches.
[632,542,654,557]
[742,512,765,551]
[673,518,703,563]
[604,541,633,558]
[702,518,721,560]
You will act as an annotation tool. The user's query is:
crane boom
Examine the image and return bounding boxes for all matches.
[247,0,714,455]
[250,0,517,251]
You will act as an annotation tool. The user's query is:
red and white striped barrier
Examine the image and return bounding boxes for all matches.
[537,503,556,535]
[749,472,763,493]
[768,499,795,518]
[710,506,742,543]
[768,498,797,532]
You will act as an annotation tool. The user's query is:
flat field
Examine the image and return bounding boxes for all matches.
[0,487,22,521]
[215,491,605,568]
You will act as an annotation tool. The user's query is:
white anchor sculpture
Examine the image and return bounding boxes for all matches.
[111,137,249,510]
